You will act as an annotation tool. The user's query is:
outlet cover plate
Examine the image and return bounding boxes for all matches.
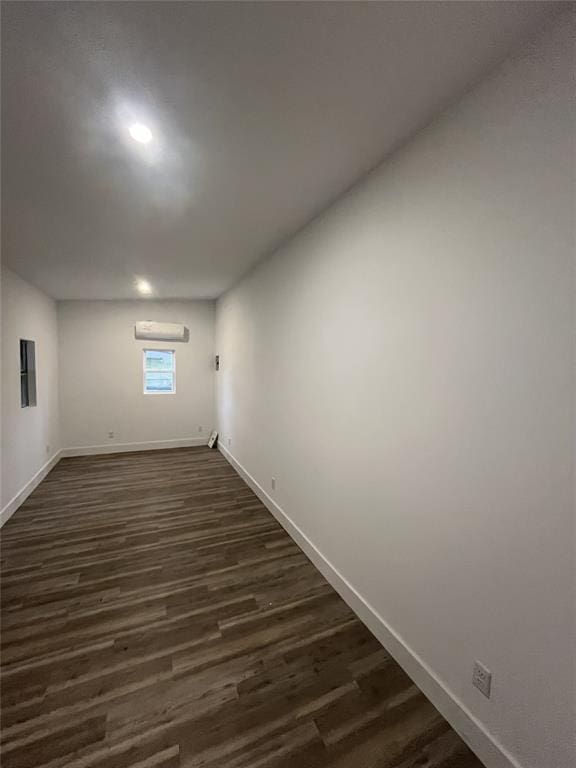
[472,660,492,698]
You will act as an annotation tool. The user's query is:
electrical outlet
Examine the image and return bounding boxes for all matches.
[271,477,276,491]
[472,660,492,698]
[46,444,50,454]
[227,437,231,447]
[198,425,203,433]
[108,431,115,439]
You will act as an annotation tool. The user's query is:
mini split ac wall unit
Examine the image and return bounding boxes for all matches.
[134,321,188,342]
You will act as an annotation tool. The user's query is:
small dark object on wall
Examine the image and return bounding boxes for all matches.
[215,355,220,371]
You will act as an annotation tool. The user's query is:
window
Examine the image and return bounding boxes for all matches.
[143,349,175,394]
[20,339,37,408]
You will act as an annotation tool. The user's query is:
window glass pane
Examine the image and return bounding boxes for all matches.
[145,371,174,393]
[145,350,174,371]
[21,373,29,407]
[20,340,27,373]
[20,339,37,407]
[26,342,37,407]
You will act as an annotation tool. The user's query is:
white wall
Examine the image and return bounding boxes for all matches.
[58,300,215,452]
[1,268,61,516]
[216,12,574,768]
[0,264,3,509]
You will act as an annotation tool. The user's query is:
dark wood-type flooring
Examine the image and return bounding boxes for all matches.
[1,447,484,768]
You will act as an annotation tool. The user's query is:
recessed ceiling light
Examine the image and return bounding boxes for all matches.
[136,279,153,295]
[129,123,152,144]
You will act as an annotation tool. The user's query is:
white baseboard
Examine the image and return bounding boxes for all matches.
[62,437,208,457]
[218,442,520,768]
[0,451,63,528]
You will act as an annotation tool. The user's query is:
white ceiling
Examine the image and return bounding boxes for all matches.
[1,1,557,300]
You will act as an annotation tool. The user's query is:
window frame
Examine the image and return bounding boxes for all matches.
[143,348,176,395]
[20,339,37,408]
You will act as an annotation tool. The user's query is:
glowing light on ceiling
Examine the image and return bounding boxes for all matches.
[128,123,152,144]
[136,278,153,295]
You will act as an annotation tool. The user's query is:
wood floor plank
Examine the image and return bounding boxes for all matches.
[1,447,485,768]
